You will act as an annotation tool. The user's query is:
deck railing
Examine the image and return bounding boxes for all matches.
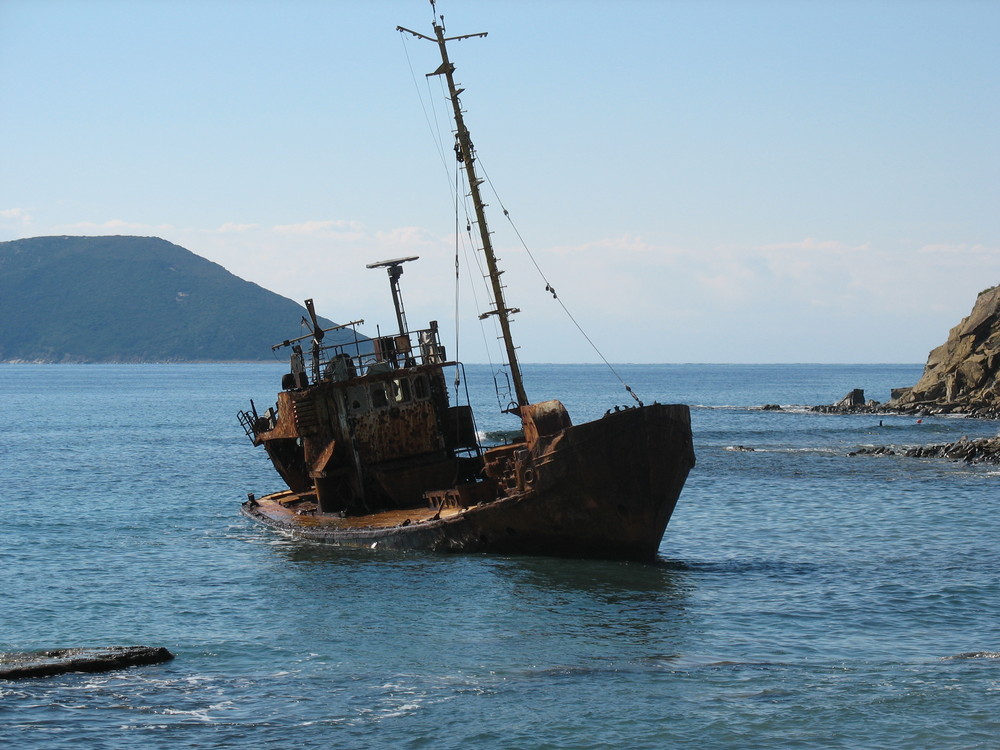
[298,323,448,387]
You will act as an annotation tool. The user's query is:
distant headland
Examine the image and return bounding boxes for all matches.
[0,235,359,363]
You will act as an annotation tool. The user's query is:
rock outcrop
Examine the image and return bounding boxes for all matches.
[811,389,885,414]
[891,285,1000,414]
[850,436,1000,465]
[817,286,1000,418]
[0,646,174,679]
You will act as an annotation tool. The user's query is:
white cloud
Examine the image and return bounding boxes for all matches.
[0,207,35,237]
[696,261,762,308]
[1,207,31,220]
[760,238,867,254]
[918,242,998,256]
[217,222,259,233]
[64,219,176,234]
[9,213,998,362]
[548,234,670,258]
[272,219,364,236]
[374,225,441,247]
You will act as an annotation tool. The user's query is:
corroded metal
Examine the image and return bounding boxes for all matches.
[242,376,694,561]
[237,12,695,562]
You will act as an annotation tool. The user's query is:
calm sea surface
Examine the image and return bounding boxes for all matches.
[2,363,999,749]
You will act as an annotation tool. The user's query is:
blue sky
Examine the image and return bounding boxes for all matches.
[2,0,998,363]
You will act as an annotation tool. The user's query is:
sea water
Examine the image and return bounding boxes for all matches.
[1,363,998,749]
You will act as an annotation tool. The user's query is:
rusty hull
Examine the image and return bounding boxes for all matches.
[243,402,694,562]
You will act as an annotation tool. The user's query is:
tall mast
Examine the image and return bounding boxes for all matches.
[398,11,529,410]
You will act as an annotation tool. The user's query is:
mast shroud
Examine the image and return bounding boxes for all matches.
[398,18,529,411]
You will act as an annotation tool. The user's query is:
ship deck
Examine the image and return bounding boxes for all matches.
[247,490,467,529]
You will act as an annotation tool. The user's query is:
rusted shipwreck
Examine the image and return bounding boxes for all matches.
[238,9,695,562]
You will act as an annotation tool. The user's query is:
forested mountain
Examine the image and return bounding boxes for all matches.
[0,235,358,362]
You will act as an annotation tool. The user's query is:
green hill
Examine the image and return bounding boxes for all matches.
[0,235,364,362]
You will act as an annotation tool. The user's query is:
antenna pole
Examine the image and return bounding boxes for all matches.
[366,256,420,339]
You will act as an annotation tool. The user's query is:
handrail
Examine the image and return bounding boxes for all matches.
[288,323,450,388]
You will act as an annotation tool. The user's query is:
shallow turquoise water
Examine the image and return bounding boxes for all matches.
[2,363,999,749]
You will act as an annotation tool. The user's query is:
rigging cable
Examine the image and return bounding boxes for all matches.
[399,32,446,179]
[444,84,510,393]
[399,32,456,193]
[477,159,644,406]
[400,30,531,411]
[453,158,461,395]
[456,157,513,412]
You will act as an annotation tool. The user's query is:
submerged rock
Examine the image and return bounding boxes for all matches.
[0,646,174,680]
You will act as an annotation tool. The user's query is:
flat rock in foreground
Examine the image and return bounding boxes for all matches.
[0,646,174,680]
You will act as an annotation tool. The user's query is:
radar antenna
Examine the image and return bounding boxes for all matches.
[367,256,419,338]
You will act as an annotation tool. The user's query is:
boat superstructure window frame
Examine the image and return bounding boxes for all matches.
[413,373,430,400]
[370,383,389,409]
[346,385,369,414]
[392,377,412,404]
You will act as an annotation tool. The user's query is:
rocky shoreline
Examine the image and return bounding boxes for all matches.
[850,437,1000,465]
[810,397,1000,420]
[807,382,1000,418]
[797,283,1000,465]
[810,285,1000,420]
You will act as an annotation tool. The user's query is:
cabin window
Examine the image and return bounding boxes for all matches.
[392,378,412,404]
[370,383,389,409]
[413,374,430,401]
[346,385,368,414]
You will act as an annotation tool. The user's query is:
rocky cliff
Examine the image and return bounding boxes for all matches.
[891,285,1000,414]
